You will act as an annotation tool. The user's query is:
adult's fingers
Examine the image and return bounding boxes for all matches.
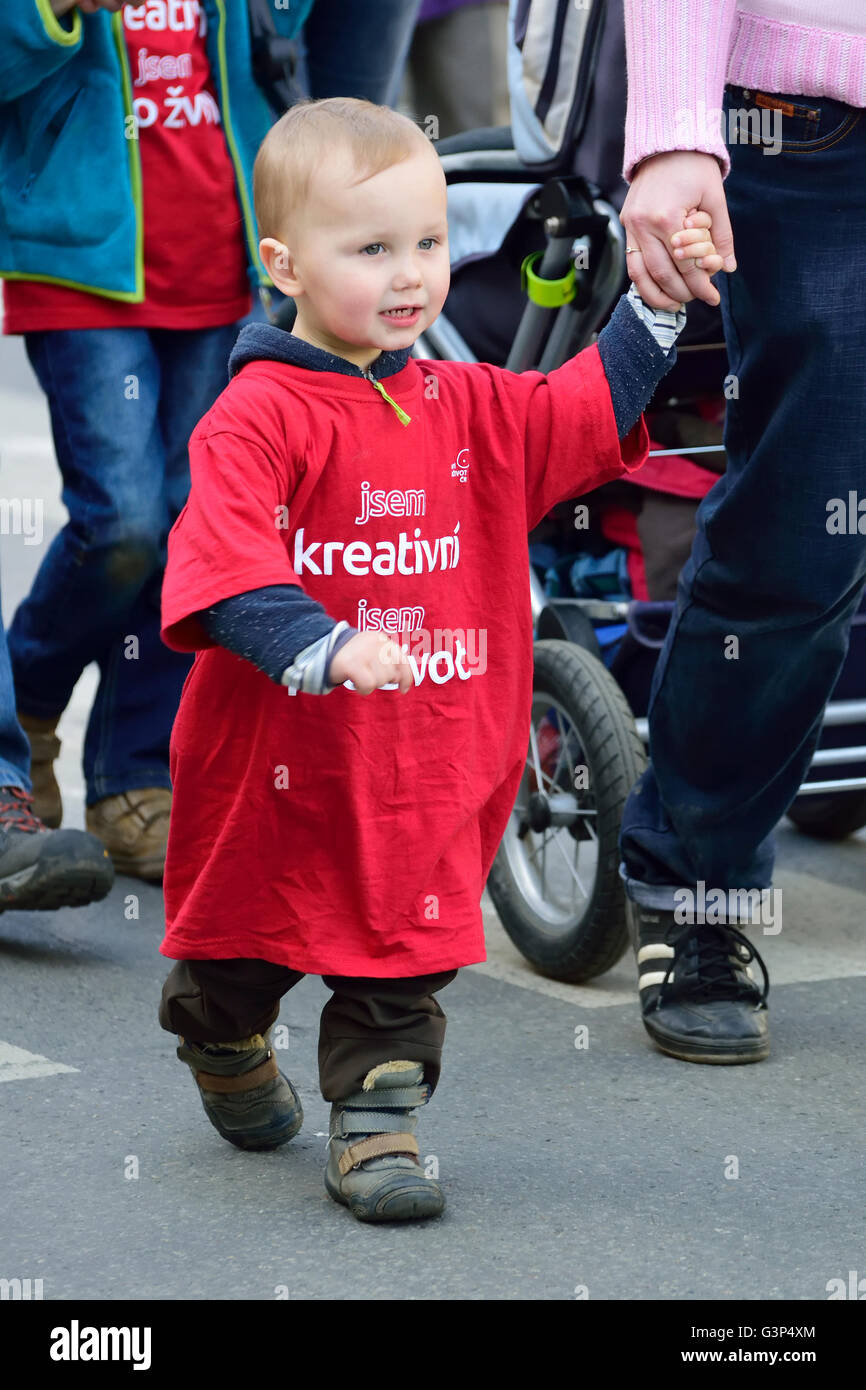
[627,233,697,309]
[622,255,681,311]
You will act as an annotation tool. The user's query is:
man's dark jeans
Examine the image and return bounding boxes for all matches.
[620,87,866,909]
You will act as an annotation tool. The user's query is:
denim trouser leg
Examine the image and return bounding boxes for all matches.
[10,322,239,804]
[297,0,423,106]
[619,89,866,911]
[0,569,32,792]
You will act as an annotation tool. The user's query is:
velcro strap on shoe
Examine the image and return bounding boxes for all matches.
[340,1084,429,1110]
[335,1110,418,1138]
[337,1132,419,1176]
[195,1053,278,1093]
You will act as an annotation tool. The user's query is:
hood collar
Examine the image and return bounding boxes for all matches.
[228,323,413,381]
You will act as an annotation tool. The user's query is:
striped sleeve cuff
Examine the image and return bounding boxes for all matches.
[625,282,687,356]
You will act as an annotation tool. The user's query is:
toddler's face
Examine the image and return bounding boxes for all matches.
[263,145,450,369]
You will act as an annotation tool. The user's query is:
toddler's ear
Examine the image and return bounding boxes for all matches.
[260,238,299,293]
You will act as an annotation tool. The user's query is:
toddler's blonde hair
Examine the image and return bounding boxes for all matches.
[253,97,436,243]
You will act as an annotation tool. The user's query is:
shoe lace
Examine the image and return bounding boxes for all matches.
[0,787,43,834]
[658,920,769,1007]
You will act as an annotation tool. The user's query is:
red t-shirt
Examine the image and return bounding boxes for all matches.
[159,345,648,977]
[3,0,251,333]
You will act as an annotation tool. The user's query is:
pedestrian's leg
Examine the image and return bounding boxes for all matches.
[83,324,239,809]
[0,560,114,909]
[619,89,866,1060]
[402,3,510,139]
[160,958,306,1151]
[319,970,456,1222]
[9,328,168,837]
[159,957,304,1041]
[0,575,32,796]
[318,969,457,1099]
[10,329,168,717]
[299,0,423,108]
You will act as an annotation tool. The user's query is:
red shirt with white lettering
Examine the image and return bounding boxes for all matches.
[158,345,649,976]
[2,0,251,333]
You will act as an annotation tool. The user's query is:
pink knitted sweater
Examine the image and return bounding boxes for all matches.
[623,1,866,180]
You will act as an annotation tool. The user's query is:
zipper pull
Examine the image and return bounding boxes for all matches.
[364,369,412,427]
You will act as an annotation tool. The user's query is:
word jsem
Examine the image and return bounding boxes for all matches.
[294,524,460,576]
[356,599,425,634]
[50,1321,151,1371]
[355,482,426,525]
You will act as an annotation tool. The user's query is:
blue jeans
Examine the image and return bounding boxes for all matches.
[620,86,866,911]
[9,323,241,805]
[294,0,422,106]
[0,579,34,793]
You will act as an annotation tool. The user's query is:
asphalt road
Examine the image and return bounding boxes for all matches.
[0,335,864,1301]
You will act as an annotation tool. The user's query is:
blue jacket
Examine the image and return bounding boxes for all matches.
[0,0,313,301]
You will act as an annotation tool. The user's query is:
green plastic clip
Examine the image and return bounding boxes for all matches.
[520,251,576,308]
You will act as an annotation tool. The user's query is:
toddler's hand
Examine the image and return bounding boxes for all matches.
[328,630,414,695]
[670,209,725,276]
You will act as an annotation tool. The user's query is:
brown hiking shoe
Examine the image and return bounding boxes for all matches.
[17,711,63,828]
[86,787,171,883]
[0,786,113,911]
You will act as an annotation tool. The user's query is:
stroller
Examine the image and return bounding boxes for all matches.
[409,0,866,982]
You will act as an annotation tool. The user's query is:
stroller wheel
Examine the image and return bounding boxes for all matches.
[786,789,866,841]
[486,639,645,982]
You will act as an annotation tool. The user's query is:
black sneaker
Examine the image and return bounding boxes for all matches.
[632,904,770,1063]
[0,786,114,911]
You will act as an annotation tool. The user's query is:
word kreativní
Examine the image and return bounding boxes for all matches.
[294,524,460,577]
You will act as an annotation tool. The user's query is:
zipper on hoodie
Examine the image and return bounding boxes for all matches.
[362,365,412,427]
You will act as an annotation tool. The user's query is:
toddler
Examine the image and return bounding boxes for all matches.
[157,97,721,1222]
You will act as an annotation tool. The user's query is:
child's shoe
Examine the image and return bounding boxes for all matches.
[177,1031,303,1150]
[325,1060,444,1222]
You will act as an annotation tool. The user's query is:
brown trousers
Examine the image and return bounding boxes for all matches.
[159,958,457,1101]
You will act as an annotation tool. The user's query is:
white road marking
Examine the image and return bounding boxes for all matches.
[0,1042,78,1083]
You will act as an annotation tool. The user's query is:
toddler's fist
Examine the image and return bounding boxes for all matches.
[328,630,414,695]
[670,209,724,275]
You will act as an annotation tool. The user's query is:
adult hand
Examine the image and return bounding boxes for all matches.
[621,151,737,311]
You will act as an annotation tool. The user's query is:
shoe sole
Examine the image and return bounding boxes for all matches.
[0,855,114,912]
[100,850,164,882]
[644,1019,770,1064]
[324,1168,445,1222]
[216,1112,303,1151]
